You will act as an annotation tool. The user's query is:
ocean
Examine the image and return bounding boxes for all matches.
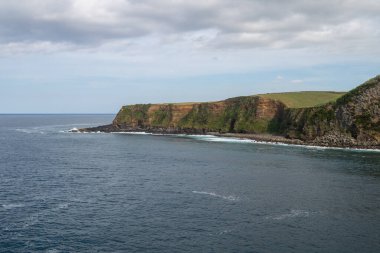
[1,114,380,252]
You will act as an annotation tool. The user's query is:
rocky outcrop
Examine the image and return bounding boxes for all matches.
[83,75,380,149]
[282,75,380,148]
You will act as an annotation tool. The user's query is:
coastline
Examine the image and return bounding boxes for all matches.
[77,125,380,151]
[76,76,380,151]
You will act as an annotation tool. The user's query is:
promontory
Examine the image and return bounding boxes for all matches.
[81,75,380,149]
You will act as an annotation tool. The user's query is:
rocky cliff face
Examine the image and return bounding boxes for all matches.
[84,76,380,148]
[283,76,380,147]
[110,96,285,134]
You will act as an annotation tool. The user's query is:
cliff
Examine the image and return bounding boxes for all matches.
[83,76,380,149]
[110,96,285,134]
[282,76,380,147]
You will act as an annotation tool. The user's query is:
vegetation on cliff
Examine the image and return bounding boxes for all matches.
[282,76,380,146]
[112,96,285,134]
[177,96,285,133]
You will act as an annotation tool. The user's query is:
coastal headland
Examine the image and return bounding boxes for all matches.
[81,76,380,149]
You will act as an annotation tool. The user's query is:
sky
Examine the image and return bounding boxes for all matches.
[0,0,379,113]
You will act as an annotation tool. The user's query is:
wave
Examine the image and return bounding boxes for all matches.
[2,203,25,209]
[184,134,380,153]
[218,229,233,235]
[51,203,70,211]
[15,128,33,134]
[58,203,69,209]
[192,191,239,201]
[15,128,44,134]
[266,209,311,220]
[187,135,256,144]
[68,127,79,132]
[64,128,104,134]
[111,131,153,135]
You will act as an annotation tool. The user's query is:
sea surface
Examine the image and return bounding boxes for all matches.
[1,114,380,253]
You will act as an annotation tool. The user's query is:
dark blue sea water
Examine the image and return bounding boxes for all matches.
[1,114,380,253]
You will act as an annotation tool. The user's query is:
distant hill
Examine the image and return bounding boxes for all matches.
[258,91,346,108]
[83,76,380,149]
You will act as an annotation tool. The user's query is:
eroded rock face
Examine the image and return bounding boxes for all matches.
[284,76,380,147]
[255,97,284,119]
[336,78,380,142]
[110,96,286,134]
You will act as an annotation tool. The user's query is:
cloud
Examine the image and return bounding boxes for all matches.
[0,0,379,55]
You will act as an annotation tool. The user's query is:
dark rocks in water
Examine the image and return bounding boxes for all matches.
[79,124,118,132]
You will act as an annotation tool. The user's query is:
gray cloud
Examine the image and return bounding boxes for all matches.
[0,0,379,53]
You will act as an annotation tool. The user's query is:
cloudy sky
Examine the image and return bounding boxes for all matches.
[1,0,379,113]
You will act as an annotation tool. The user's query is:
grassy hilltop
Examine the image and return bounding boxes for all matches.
[152,91,346,109]
[259,91,345,108]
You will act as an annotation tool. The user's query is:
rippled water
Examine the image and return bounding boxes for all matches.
[1,115,380,252]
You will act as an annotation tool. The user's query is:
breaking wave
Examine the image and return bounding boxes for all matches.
[112,131,153,135]
[64,128,104,134]
[184,135,380,153]
[192,191,239,201]
[15,128,44,134]
[266,209,312,220]
[2,203,25,209]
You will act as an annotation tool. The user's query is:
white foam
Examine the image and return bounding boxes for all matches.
[218,229,233,235]
[189,135,255,144]
[112,131,153,135]
[50,203,70,212]
[183,134,380,153]
[58,203,69,209]
[68,127,79,132]
[192,191,239,201]
[15,128,30,133]
[2,203,24,209]
[15,128,39,134]
[64,128,106,134]
[268,209,311,220]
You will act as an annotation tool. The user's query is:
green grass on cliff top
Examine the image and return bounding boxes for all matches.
[130,91,346,109]
[258,91,346,108]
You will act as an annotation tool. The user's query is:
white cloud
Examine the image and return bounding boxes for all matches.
[0,0,378,55]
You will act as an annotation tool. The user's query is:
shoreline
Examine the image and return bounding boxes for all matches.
[209,133,380,152]
[77,125,380,151]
